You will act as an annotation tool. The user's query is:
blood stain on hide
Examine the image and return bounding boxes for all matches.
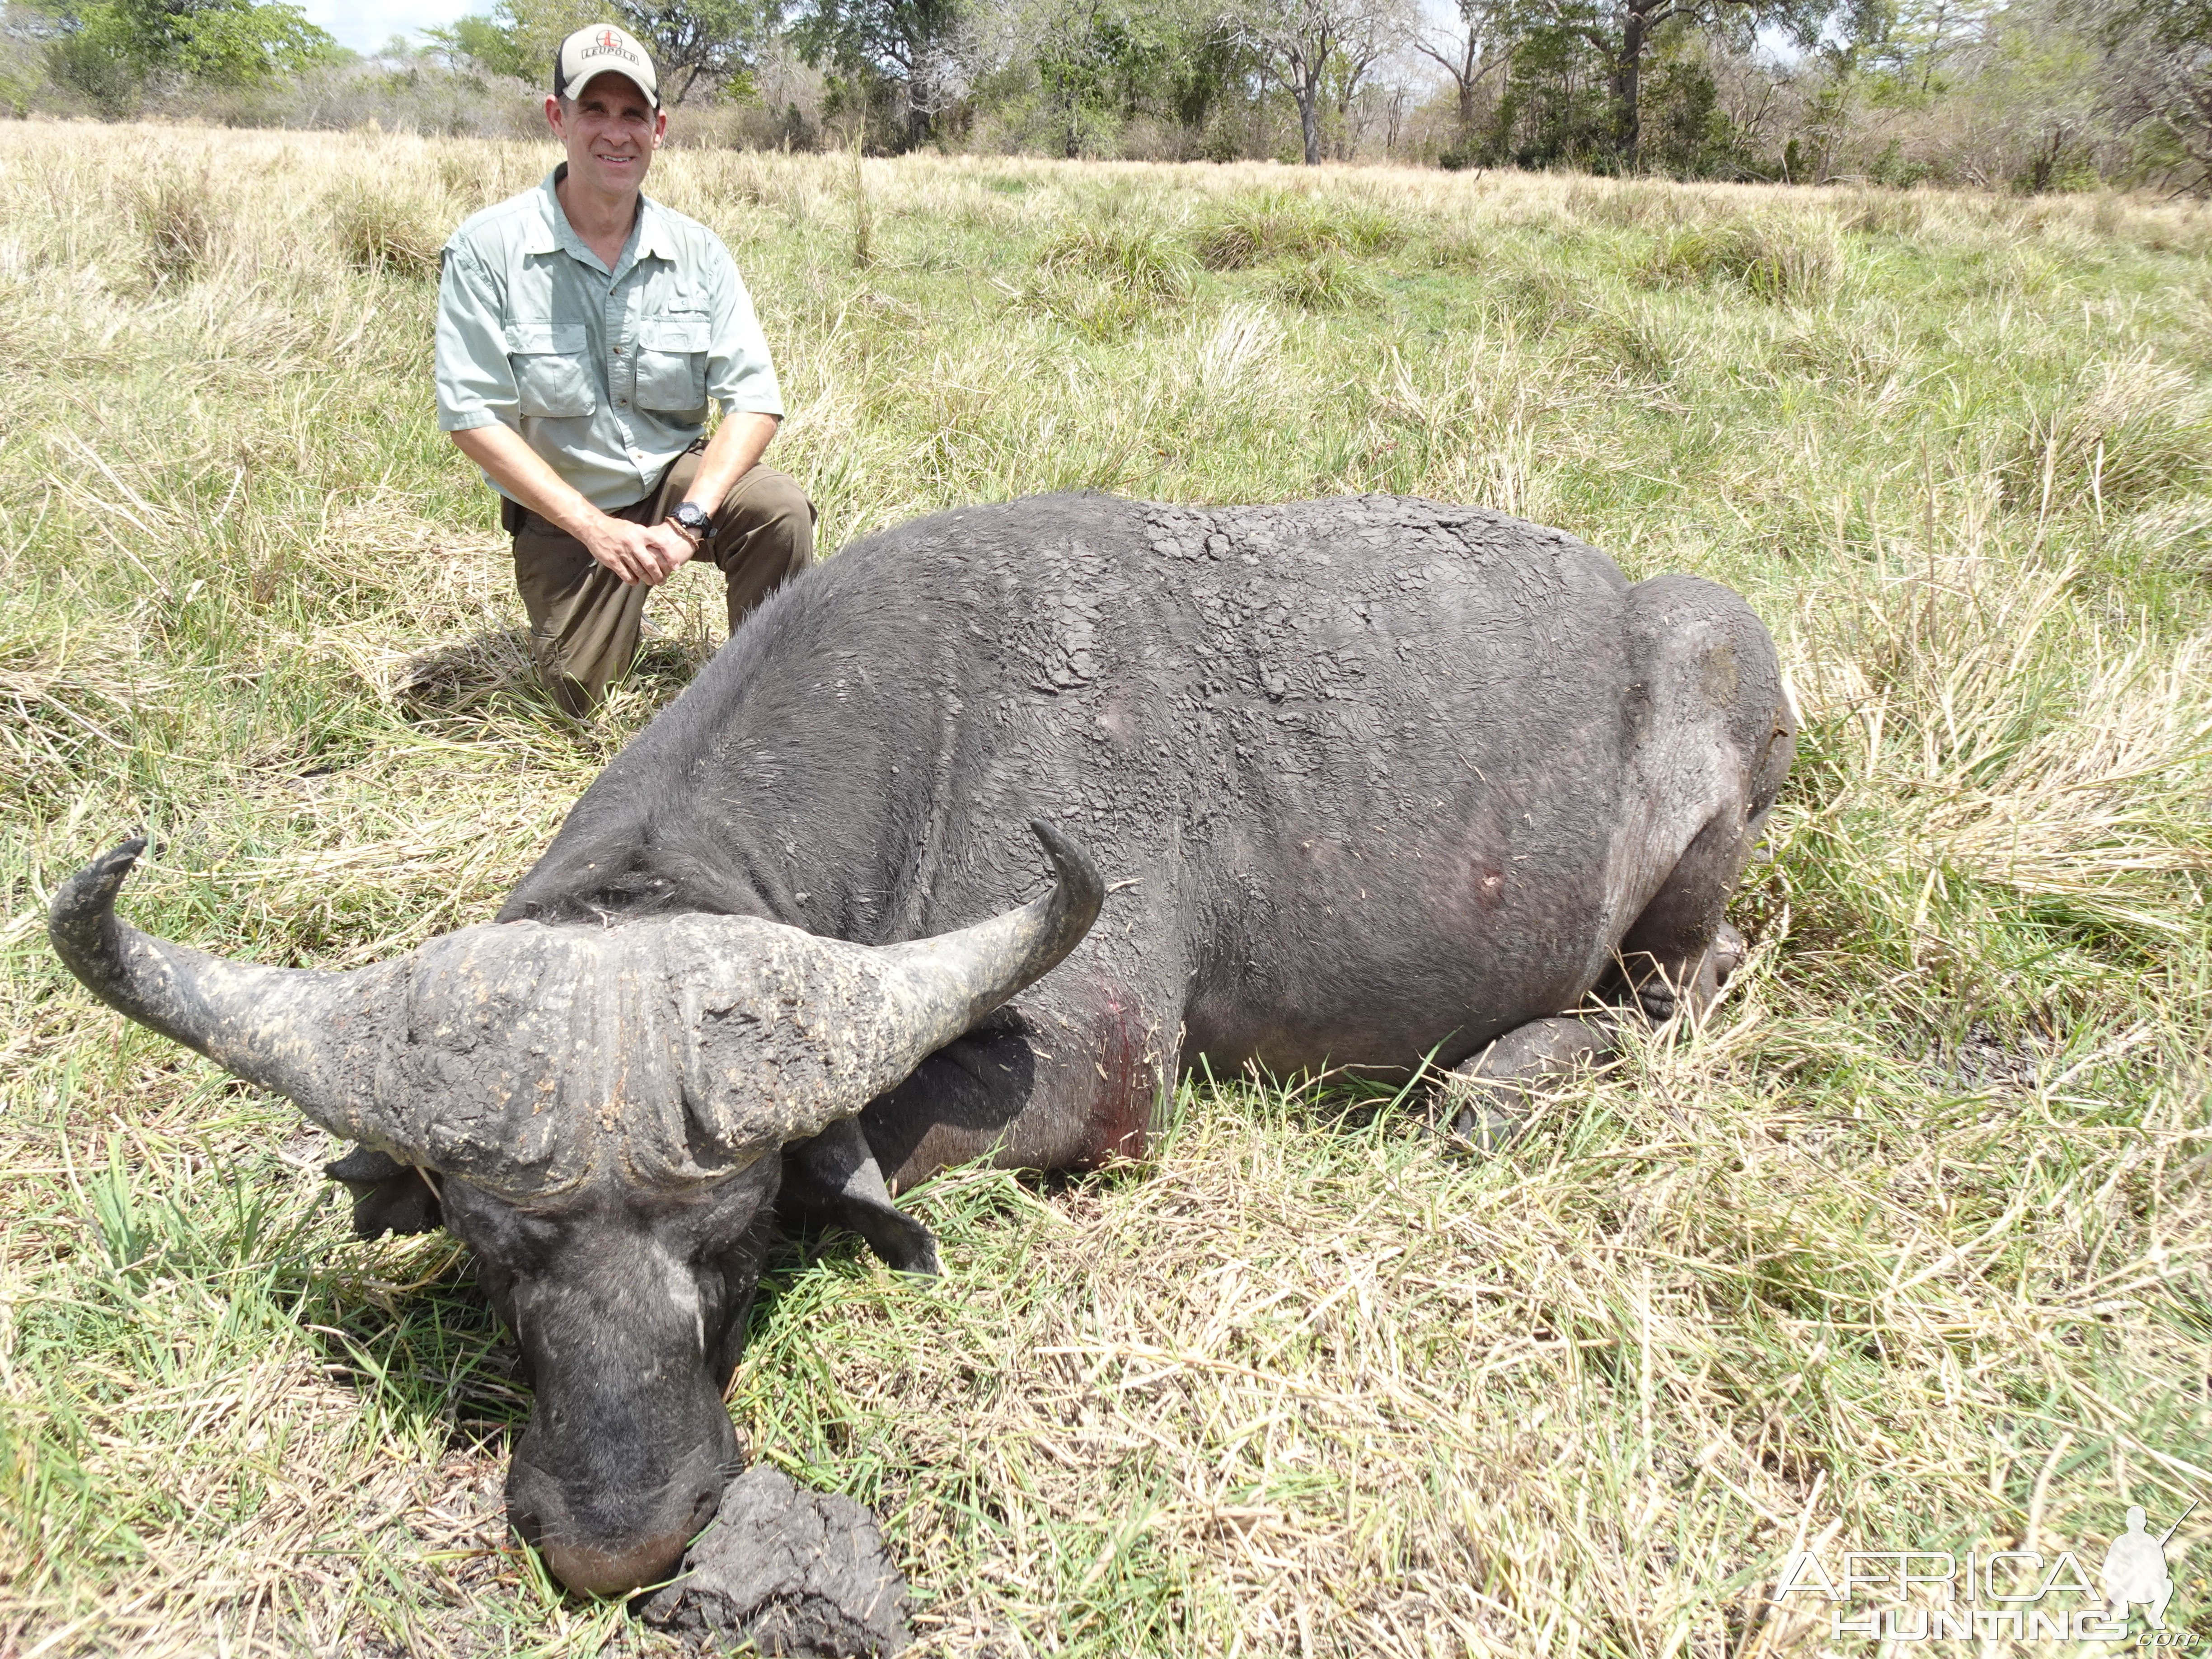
[1080,994,1154,1169]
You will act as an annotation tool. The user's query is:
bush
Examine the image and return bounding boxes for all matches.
[330,185,443,280]
[45,34,138,117]
[1191,191,1401,272]
[131,173,222,285]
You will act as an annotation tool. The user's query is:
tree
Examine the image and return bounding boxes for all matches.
[421,11,534,77]
[38,0,335,105]
[1006,0,1182,154]
[1321,0,1406,155]
[2096,0,2212,191]
[1238,0,1408,161]
[1503,0,1820,169]
[792,0,965,144]
[1415,0,1509,141]
[429,0,767,102]
[1488,14,1612,165]
[618,0,771,101]
[1856,0,1996,92]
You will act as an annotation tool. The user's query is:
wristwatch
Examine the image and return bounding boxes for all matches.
[667,501,712,543]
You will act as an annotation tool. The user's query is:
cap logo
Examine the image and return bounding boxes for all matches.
[581,32,637,61]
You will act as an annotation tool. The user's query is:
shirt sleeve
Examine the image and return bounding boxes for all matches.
[435,239,516,433]
[701,238,784,419]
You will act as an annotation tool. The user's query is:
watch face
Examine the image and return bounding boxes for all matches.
[673,504,710,533]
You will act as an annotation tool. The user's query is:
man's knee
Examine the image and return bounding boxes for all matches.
[731,469,815,571]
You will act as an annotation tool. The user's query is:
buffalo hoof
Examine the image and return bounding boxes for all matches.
[1439,1014,1626,1147]
[639,1465,911,1657]
[1632,923,1748,1022]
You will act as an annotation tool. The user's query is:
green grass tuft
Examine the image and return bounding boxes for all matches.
[1998,351,2212,514]
[1635,216,1843,304]
[1035,220,1196,305]
[1191,188,1403,271]
[1263,248,1378,312]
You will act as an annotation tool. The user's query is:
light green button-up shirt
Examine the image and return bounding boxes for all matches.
[435,167,784,511]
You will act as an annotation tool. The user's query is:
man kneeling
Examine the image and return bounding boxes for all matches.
[434,23,811,715]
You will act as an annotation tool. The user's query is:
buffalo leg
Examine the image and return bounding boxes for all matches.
[1610,800,1756,1022]
[1439,1014,1624,1145]
[779,1119,941,1276]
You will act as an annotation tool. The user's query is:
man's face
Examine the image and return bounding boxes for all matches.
[547,73,665,200]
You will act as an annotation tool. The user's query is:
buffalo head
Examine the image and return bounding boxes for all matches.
[48,824,1101,1594]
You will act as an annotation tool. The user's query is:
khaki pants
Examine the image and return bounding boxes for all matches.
[509,447,814,716]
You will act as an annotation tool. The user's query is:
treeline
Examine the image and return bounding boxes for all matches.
[1,0,2205,189]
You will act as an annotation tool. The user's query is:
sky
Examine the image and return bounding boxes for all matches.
[301,0,483,53]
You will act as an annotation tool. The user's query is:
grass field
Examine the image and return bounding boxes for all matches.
[1,123,2210,1657]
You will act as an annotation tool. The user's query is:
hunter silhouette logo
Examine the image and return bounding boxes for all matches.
[2104,1501,2192,1630]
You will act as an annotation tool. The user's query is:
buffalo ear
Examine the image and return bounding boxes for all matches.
[779,1120,939,1276]
[324,1146,443,1239]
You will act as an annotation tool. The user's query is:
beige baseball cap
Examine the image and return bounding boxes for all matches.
[553,23,659,108]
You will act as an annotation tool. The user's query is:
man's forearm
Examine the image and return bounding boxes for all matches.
[450,424,607,540]
[681,412,781,519]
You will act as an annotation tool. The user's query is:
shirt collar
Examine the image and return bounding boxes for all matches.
[631,197,680,264]
[522,168,565,257]
[527,165,674,270]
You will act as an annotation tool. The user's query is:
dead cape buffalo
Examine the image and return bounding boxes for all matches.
[50,492,1793,1597]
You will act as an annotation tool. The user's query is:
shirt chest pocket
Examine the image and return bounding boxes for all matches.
[505,322,595,419]
[633,314,709,415]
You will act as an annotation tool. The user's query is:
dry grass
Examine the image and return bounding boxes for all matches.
[0,127,2207,1656]
[130,168,225,288]
[330,183,447,281]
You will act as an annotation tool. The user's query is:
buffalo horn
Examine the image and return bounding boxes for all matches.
[47,840,398,1152]
[661,821,1106,1163]
[868,819,1105,1066]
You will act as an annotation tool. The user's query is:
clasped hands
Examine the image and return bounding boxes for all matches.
[584,513,702,586]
